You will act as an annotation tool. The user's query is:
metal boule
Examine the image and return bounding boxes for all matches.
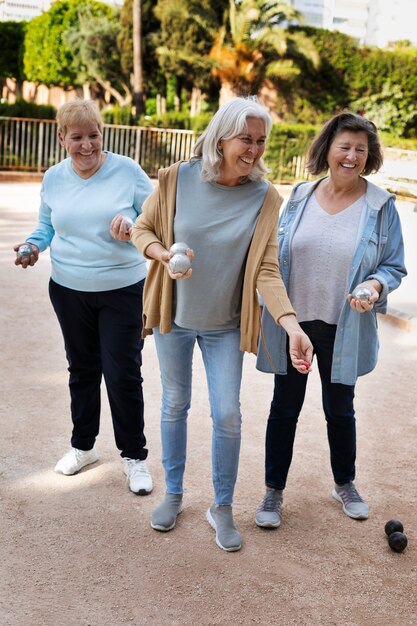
[17,244,33,258]
[169,242,189,255]
[168,253,191,274]
[352,286,372,301]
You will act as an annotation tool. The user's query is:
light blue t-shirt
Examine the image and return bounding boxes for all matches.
[173,161,268,330]
[27,152,153,292]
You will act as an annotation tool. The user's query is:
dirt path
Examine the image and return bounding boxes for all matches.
[1,195,417,626]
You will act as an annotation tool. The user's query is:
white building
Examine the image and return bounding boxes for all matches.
[291,0,417,46]
[0,0,51,21]
[0,0,122,21]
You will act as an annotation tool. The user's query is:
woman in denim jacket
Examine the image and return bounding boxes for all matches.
[255,112,407,528]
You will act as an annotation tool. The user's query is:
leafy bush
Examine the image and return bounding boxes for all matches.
[137,111,213,133]
[266,123,318,182]
[351,84,417,138]
[380,133,417,151]
[0,99,56,119]
[101,105,133,125]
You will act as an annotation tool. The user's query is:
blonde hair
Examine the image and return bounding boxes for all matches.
[56,99,104,136]
[193,97,272,183]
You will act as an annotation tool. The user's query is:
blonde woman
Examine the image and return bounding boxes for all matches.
[14,100,154,495]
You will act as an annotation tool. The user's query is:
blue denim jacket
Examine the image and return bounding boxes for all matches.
[257,178,407,384]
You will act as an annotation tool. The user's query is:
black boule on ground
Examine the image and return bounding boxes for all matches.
[388,531,408,553]
[384,519,404,536]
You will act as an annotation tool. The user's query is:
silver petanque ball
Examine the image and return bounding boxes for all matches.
[17,243,33,258]
[169,253,191,275]
[169,242,189,255]
[352,286,372,301]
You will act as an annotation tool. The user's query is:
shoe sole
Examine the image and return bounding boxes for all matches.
[132,487,153,496]
[54,456,99,475]
[151,505,183,532]
[332,490,369,520]
[255,518,281,529]
[206,508,241,552]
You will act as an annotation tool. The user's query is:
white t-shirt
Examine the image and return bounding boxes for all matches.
[288,192,365,324]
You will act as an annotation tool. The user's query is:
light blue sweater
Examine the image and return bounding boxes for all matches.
[27,152,153,292]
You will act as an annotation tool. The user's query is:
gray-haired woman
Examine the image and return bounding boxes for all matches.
[131,97,313,551]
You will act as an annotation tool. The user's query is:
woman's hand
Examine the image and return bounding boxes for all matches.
[14,243,39,268]
[145,242,194,280]
[288,331,313,374]
[110,214,134,241]
[279,314,313,374]
[348,280,381,313]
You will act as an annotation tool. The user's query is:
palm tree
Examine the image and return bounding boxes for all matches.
[210,0,319,106]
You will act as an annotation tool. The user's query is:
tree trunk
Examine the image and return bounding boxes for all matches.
[132,0,144,121]
[219,81,238,107]
[190,87,202,117]
[82,83,92,100]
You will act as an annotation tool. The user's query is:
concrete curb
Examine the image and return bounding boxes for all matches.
[0,171,44,183]
[383,310,416,332]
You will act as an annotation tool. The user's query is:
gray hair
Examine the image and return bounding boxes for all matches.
[192,97,273,183]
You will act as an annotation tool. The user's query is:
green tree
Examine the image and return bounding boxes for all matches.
[24,0,112,88]
[64,7,131,105]
[153,0,225,100]
[288,26,359,121]
[0,21,26,97]
[0,21,25,81]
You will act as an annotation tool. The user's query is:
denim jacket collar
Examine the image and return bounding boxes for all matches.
[290,176,395,211]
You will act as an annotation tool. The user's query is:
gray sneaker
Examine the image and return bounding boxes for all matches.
[151,494,183,531]
[255,489,283,528]
[332,482,369,519]
[206,504,241,552]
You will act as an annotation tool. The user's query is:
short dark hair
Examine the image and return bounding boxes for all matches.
[307,112,383,176]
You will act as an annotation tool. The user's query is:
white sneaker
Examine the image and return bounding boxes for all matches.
[123,458,153,495]
[54,446,99,475]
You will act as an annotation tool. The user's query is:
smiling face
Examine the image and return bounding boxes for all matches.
[59,123,103,179]
[327,130,369,181]
[217,117,266,186]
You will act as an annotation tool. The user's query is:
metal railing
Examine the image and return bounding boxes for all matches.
[1,116,416,187]
[0,116,314,183]
[0,117,196,178]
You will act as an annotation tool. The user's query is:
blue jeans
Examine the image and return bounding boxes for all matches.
[265,320,356,489]
[153,323,243,505]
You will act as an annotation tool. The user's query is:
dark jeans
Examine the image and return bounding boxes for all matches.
[49,278,147,460]
[265,320,356,489]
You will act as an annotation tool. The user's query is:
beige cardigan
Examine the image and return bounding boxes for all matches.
[130,161,295,354]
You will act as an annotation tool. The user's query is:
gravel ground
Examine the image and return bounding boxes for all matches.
[1,185,416,626]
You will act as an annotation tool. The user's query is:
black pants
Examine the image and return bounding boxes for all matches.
[49,278,147,460]
[265,320,356,489]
